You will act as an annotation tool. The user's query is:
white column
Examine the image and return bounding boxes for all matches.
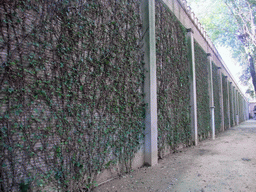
[187,28,198,146]
[226,77,230,129]
[142,0,158,166]
[218,68,224,131]
[207,53,215,140]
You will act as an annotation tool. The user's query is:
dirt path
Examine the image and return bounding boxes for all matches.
[95,120,256,192]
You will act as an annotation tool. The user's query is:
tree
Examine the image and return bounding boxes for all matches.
[187,0,256,94]
[225,0,256,93]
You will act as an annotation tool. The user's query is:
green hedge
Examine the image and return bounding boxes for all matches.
[194,41,210,138]
[234,90,238,124]
[222,74,229,129]
[238,94,245,122]
[0,1,144,191]
[212,63,221,133]
[156,0,191,157]
[229,83,234,126]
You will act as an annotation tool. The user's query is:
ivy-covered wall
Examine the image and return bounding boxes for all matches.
[155,0,191,157]
[234,90,238,122]
[233,88,237,124]
[238,93,245,122]
[238,94,242,122]
[229,83,234,126]
[222,74,229,129]
[0,1,144,191]
[194,41,210,138]
[0,0,249,191]
[212,63,222,133]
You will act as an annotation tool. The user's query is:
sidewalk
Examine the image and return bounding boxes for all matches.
[96,120,256,192]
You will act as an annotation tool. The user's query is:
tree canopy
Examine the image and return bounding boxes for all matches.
[187,0,256,96]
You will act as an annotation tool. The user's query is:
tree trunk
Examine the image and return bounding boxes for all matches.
[249,54,256,93]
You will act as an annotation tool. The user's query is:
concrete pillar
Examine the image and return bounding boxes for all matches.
[226,77,230,129]
[142,0,158,166]
[187,28,198,146]
[207,53,215,140]
[218,68,225,132]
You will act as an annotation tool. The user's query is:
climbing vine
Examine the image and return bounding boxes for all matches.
[222,74,229,129]
[238,93,245,122]
[229,82,234,126]
[233,88,237,124]
[212,63,221,133]
[0,0,144,191]
[238,94,242,122]
[194,41,210,139]
[155,0,191,158]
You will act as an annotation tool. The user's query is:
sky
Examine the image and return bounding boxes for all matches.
[216,46,246,91]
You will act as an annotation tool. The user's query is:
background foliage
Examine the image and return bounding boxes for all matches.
[187,0,256,96]
[212,63,222,133]
[0,0,144,191]
[155,0,191,157]
[194,41,210,138]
